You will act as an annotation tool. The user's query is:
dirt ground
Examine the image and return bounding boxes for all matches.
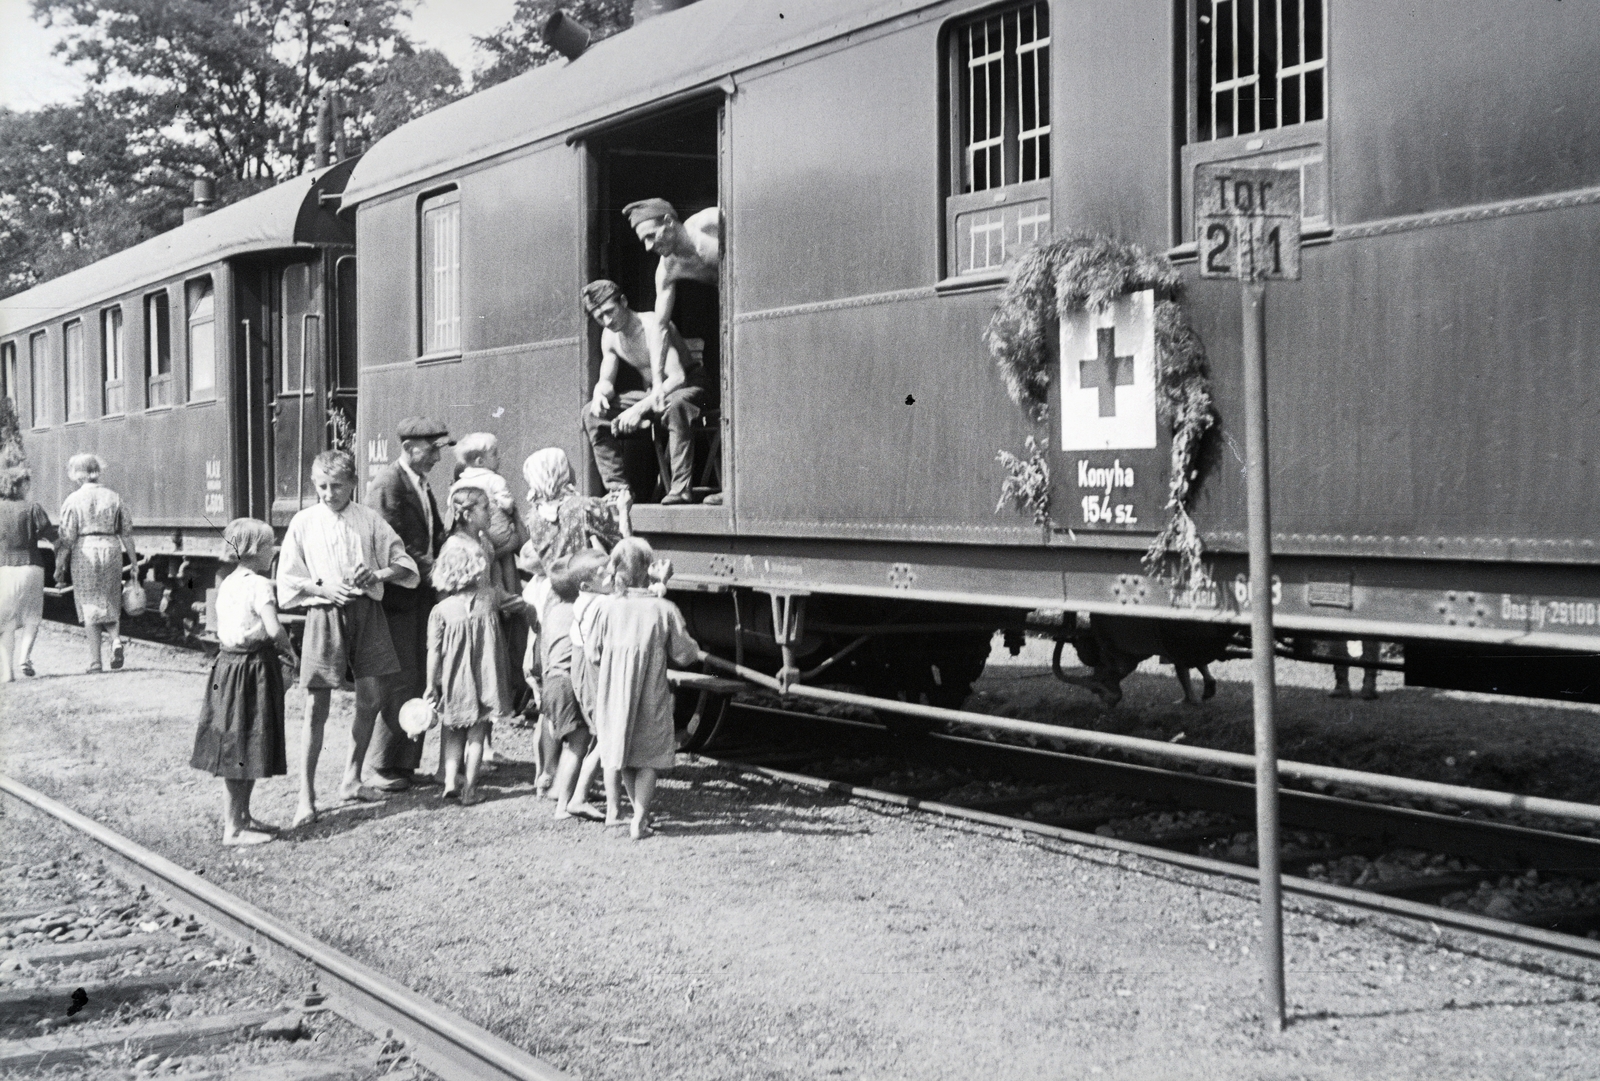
[3,624,1600,1081]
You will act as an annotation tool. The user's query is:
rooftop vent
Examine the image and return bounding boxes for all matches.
[183,178,215,223]
[542,11,593,60]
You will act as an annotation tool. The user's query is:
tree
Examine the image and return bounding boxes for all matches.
[0,99,191,298]
[367,45,463,141]
[31,0,443,181]
[472,0,632,90]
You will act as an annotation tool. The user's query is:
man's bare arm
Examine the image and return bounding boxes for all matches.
[651,262,679,387]
[591,333,620,415]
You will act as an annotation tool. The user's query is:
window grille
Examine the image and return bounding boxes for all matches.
[419,190,461,356]
[29,332,47,426]
[1,342,15,408]
[946,1,1052,277]
[146,292,172,408]
[102,307,124,415]
[64,320,86,422]
[187,279,216,402]
[1193,0,1324,142]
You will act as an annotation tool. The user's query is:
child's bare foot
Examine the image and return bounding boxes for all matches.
[291,803,318,828]
[339,784,382,803]
[630,818,653,841]
[224,828,274,846]
[566,802,604,821]
[460,787,480,807]
[246,818,281,833]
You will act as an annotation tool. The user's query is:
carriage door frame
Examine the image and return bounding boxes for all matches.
[234,264,277,522]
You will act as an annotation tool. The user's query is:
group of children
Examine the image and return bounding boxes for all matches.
[188,442,704,845]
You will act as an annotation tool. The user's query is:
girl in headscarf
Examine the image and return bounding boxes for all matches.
[516,448,631,577]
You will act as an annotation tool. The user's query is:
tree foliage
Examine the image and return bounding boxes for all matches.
[472,0,633,89]
[2,1,465,298]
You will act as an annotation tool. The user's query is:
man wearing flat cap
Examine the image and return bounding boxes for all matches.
[364,416,451,789]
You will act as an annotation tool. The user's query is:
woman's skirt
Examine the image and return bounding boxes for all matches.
[191,646,287,779]
[71,535,124,626]
[0,566,44,630]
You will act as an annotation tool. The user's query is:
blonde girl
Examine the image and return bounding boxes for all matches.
[425,535,515,805]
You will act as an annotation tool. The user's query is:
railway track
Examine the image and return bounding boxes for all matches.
[0,776,569,1081]
[699,701,1600,964]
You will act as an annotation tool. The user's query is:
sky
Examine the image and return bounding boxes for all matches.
[0,0,517,112]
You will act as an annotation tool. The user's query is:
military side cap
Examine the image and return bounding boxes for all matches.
[623,197,676,227]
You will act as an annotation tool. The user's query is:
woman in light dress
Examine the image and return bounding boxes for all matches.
[0,465,54,681]
[56,453,138,673]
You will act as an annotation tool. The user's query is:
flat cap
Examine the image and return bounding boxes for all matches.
[396,416,454,445]
[623,198,676,227]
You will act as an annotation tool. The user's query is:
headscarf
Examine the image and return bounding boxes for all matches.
[523,448,577,520]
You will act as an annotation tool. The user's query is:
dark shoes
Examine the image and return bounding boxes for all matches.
[367,773,411,792]
[660,493,691,506]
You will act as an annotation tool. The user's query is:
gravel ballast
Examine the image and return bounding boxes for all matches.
[3,624,1599,1080]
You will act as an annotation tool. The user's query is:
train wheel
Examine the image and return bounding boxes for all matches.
[675,688,732,753]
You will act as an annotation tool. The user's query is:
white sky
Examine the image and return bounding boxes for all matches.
[0,0,516,112]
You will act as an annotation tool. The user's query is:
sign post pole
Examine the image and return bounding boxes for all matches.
[1241,276,1285,1032]
[1197,166,1299,1033]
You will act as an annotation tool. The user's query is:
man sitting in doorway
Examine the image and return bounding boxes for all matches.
[581,280,708,505]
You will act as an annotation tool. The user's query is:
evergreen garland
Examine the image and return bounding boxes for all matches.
[984,233,1219,598]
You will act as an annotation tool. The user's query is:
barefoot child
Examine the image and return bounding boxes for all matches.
[445,486,527,770]
[277,450,419,826]
[425,535,515,805]
[585,538,704,839]
[190,519,299,845]
[526,550,608,819]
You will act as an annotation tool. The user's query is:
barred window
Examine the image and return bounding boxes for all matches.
[419,189,461,357]
[64,319,86,422]
[945,2,1052,278]
[101,306,125,416]
[1194,0,1324,142]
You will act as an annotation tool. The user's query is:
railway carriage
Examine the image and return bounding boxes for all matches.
[341,0,1600,706]
[0,164,358,629]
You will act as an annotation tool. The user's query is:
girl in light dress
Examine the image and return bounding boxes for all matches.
[425,535,516,805]
[189,519,299,845]
[584,538,704,839]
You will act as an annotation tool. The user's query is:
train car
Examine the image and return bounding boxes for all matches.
[340,0,1600,705]
[0,163,358,630]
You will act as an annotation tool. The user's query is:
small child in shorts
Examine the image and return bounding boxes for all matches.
[190,518,299,845]
[450,433,524,593]
[526,549,609,819]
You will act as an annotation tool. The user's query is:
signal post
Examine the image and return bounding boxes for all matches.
[1197,166,1302,1032]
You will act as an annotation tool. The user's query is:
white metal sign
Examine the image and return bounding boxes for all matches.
[1059,289,1156,451]
[1196,166,1302,281]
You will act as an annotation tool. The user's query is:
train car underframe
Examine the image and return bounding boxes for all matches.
[655,534,1600,709]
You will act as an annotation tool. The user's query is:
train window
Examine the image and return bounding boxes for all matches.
[63,319,87,422]
[418,189,461,358]
[145,291,172,408]
[944,1,1052,278]
[280,262,314,392]
[1179,0,1329,238]
[1,341,15,409]
[186,278,216,402]
[29,331,48,427]
[101,306,125,416]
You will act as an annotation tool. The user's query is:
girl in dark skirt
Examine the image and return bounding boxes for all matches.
[191,519,299,845]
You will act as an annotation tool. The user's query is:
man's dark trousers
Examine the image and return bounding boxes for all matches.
[583,383,708,499]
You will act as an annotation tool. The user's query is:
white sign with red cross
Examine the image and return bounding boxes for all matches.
[1058,288,1157,451]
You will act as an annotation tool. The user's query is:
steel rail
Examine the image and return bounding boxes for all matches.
[702,757,1600,965]
[700,655,1600,826]
[0,775,571,1081]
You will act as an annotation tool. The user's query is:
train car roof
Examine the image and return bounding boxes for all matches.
[342,0,930,209]
[0,160,355,338]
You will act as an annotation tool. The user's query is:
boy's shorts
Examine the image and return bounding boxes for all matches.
[298,596,401,690]
[542,673,588,741]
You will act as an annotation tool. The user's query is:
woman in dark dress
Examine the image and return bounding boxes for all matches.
[0,466,55,681]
